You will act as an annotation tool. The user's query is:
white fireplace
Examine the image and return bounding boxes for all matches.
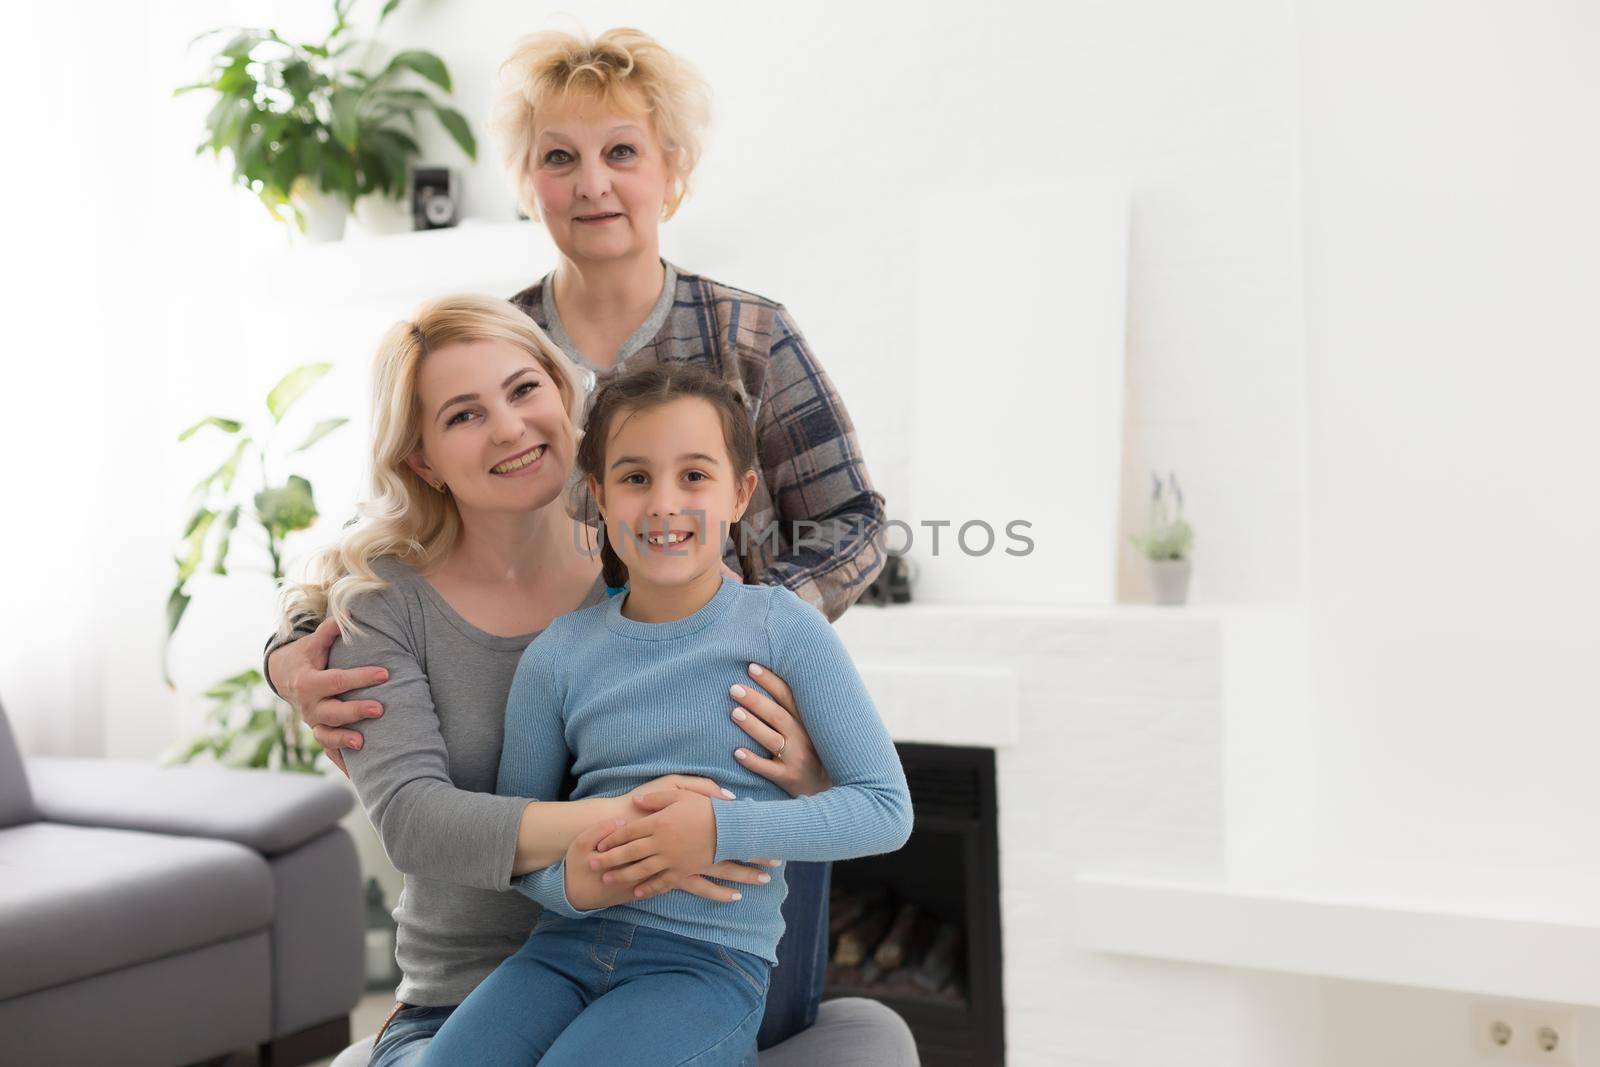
[834,598,1278,1063]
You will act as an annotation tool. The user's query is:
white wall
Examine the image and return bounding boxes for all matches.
[0,4,177,757]
[1299,0,1600,877]
[1296,2,1600,1062]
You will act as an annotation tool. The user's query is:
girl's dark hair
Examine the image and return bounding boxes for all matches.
[575,363,759,588]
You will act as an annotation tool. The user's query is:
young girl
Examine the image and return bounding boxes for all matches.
[420,365,913,1065]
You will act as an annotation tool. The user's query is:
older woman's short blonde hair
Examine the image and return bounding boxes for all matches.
[492,27,712,222]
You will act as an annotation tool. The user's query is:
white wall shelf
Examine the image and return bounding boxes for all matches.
[266,219,556,307]
[1074,862,1600,1006]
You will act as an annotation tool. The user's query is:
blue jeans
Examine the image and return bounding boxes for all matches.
[758,859,829,1049]
[369,861,827,1065]
[418,913,769,1066]
[370,1003,455,1067]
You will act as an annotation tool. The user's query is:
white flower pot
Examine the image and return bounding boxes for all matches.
[291,181,349,243]
[351,195,412,238]
[1149,557,1192,605]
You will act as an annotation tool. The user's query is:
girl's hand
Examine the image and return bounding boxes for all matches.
[588,791,716,888]
[729,664,831,797]
[597,792,778,904]
[269,618,387,777]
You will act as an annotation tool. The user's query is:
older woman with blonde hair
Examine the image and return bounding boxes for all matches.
[267,26,909,1067]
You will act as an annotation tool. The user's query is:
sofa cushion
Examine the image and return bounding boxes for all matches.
[0,700,34,829]
[0,931,273,1066]
[759,998,919,1066]
[26,756,352,856]
[328,998,921,1067]
[0,822,274,1000]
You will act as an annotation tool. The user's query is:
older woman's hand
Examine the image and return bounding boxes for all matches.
[728,663,831,797]
[266,618,387,776]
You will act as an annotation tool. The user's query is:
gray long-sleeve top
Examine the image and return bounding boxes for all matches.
[327,555,607,1006]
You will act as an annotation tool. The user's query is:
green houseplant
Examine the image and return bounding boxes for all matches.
[179,0,476,239]
[1130,470,1194,605]
[164,364,348,772]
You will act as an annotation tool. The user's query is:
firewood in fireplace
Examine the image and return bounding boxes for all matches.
[882,916,934,992]
[905,910,937,965]
[827,883,889,938]
[871,902,921,970]
[833,903,894,967]
[912,922,962,992]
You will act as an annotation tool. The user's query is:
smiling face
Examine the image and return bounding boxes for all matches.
[588,396,757,586]
[528,101,673,266]
[405,338,576,515]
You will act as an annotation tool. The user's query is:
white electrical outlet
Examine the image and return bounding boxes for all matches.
[1470,1003,1578,1066]
[1472,1003,1519,1060]
[1521,1008,1576,1067]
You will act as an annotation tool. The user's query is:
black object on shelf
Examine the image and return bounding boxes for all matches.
[412,166,459,230]
[860,553,916,606]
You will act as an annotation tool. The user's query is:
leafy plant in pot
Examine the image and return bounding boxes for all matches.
[178,0,476,241]
[163,364,347,772]
[1130,470,1195,605]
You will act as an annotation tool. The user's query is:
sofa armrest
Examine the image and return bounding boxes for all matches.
[24,757,352,856]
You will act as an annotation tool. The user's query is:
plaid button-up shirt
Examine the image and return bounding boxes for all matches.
[510,262,887,622]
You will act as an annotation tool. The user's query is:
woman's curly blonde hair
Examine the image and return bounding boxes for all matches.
[492,27,712,222]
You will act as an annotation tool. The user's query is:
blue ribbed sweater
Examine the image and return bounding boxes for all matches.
[497,575,913,964]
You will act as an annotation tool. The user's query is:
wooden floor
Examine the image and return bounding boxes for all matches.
[304,991,401,1067]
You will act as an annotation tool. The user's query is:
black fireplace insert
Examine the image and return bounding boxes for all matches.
[824,742,1005,1065]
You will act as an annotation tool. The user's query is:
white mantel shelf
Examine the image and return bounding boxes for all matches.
[829,599,1281,751]
[843,601,1277,622]
[833,598,1291,649]
[1074,863,1600,1006]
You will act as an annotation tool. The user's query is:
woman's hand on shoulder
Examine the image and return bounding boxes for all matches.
[268,618,388,776]
[728,663,831,796]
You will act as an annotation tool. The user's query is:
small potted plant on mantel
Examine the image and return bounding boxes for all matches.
[1130,470,1195,605]
[178,0,476,241]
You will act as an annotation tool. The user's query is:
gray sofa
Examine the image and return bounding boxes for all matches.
[0,699,917,1066]
[0,700,364,1066]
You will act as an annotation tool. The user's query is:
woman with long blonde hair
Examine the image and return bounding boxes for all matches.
[279,295,589,638]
